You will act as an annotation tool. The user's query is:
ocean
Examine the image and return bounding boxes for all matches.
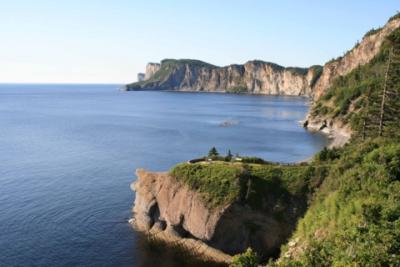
[0,84,327,266]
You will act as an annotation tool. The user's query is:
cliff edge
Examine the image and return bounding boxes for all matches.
[125,17,399,102]
[126,60,321,96]
[131,162,321,262]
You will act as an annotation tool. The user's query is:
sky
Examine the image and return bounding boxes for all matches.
[0,0,399,84]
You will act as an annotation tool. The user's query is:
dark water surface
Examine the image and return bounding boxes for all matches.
[0,84,327,266]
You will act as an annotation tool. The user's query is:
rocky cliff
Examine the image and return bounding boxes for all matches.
[144,63,161,80]
[303,16,400,146]
[312,17,400,99]
[126,17,400,100]
[129,14,400,266]
[126,59,322,96]
[131,166,310,262]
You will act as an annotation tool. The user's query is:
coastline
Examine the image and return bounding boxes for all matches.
[129,218,233,264]
[128,91,351,265]
[302,117,352,148]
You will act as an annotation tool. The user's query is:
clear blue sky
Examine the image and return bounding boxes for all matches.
[0,0,399,83]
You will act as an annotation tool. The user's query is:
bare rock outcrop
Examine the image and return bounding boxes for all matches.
[132,169,224,240]
[302,115,352,148]
[312,17,400,99]
[127,18,400,102]
[126,59,322,96]
[131,169,306,261]
[144,63,161,80]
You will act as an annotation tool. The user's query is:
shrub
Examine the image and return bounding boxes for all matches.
[230,248,258,267]
[170,163,244,208]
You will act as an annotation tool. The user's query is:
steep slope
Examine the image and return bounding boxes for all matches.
[313,16,400,99]
[129,13,400,267]
[125,16,400,99]
[268,15,400,267]
[301,16,400,147]
[125,59,322,96]
[131,162,328,262]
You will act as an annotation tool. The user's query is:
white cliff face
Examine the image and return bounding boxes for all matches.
[174,62,316,95]
[144,63,161,80]
[130,60,320,96]
[129,18,400,100]
[313,18,400,99]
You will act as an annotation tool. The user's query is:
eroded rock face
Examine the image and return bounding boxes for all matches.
[132,169,224,240]
[128,60,320,96]
[131,169,306,259]
[128,18,400,100]
[144,63,161,80]
[313,18,400,99]
[302,115,352,148]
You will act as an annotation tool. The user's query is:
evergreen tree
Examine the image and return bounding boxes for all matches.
[208,147,219,158]
[225,149,233,161]
[362,36,400,138]
[378,41,400,137]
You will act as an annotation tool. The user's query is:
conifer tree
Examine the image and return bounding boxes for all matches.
[378,39,400,137]
[208,147,219,158]
[225,149,233,161]
[361,34,400,138]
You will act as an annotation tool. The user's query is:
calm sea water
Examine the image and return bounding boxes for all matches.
[0,84,327,266]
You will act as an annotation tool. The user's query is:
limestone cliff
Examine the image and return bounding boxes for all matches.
[144,63,161,80]
[131,168,307,261]
[126,17,400,101]
[304,16,400,147]
[312,17,400,99]
[126,59,322,96]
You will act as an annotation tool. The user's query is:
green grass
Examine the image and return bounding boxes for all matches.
[274,139,400,266]
[310,28,396,130]
[268,24,400,267]
[169,161,329,212]
[170,162,245,208]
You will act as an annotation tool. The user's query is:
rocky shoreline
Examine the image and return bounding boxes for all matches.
[302,115,352,148]
[130,167,308,264]
[127,15,400,266]
[130,169,232,263]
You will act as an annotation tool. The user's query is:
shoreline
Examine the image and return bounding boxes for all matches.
[129,218,232,264]
[122,87,311,98]
[128,91,351,265]
[302,118,351,148]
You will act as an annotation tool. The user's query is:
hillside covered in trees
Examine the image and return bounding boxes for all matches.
[234,15,400,267]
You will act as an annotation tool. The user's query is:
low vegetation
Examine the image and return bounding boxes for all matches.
[127,59,217,89]
[269,16,400,267]
[170,148,329,211]
[312,26,400,139]
[168,16,400,266]
[170,162,244,208]
[273,139,400,266]
[230,248,258,267]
